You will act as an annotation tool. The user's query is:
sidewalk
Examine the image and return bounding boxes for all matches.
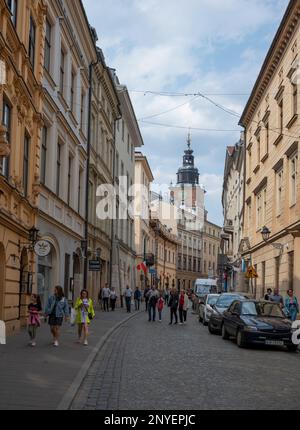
[0,307,140,410]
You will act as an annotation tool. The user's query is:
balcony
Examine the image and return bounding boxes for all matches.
[223,220,234,234]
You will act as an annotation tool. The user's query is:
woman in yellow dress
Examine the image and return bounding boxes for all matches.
[74,290,95,346]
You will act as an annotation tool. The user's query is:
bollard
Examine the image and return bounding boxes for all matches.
[0,320,6,345]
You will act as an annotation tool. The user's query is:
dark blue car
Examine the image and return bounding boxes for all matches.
[221,300,298,352]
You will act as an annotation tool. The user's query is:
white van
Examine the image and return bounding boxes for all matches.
[194,279,218,298]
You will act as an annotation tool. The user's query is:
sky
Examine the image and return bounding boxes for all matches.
[83,0,290,226]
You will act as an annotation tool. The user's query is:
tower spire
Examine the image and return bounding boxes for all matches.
[187,130,191,149]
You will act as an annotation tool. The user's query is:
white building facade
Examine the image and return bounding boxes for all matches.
[37,0,97,307]
[111,78,143,298]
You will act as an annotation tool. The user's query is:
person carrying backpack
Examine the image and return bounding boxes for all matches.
[147,286,159,322]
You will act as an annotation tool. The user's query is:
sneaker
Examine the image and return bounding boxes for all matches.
[53,340,59,347]
[83,340,88,346]
[179,323,183,325]
[31,341,36,347]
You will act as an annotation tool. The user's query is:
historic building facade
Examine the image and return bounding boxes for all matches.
[111,75,142,298]
[170,136,205,291]
[87,51,120,303]
[240,0,300,299]
[37,0,97,307]
[201,214,222,280]
[0,0,46,333]
[134,152,154,292]
[221,137,246,292]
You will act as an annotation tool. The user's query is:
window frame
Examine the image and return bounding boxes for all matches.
[29,16,36,69]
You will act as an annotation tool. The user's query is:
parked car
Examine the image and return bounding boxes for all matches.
[199,294,219,325]
[221,300,298,352]
[208,293,249,335]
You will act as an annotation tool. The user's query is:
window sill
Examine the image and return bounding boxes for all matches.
[273,134,283,146]
[286,114,298,129]
[261,153,269,163]
[246,178,251,185]
[290,203,297,209]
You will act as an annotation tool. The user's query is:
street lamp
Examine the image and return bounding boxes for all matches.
[261,226,284,253]
[261,226,271,242]
[29,227,39,244]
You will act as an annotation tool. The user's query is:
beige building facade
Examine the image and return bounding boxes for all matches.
[0,0,46,333]
[201,216,222,279]
[134,152,154,291]
[240,0,300,299]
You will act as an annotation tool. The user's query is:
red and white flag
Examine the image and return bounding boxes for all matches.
[137,261,148,275]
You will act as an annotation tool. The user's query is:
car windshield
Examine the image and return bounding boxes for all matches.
[216,295,243,308]
[241,302,284,318]
[197,286,210,294]
[207,296,218,305]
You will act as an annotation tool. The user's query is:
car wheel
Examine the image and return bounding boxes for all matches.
[222,324,229,340]
[208,321,216,335]
[287,345,298,353]
[236,330,246,348]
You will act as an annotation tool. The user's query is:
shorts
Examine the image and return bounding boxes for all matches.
[48,315,63,326]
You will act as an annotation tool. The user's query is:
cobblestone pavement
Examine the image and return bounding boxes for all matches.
[71,310,300,410]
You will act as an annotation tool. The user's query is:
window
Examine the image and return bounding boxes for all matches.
[67,155,73,206]
[40,127,47,184]
[276,168,283,215]
[127,134,130,154]
[275,256,280,291]
[0,99,11,178]
[290,153,298,206]
[7,0,17,27]
[293,83,298,116]
[80,91,85,131]
[256,193,262,230]
[209,244,211,255]
[122,120,125,141]
[78,168,82,213]
[44,18,51,72]
[279,100,283,135]
[56,142,61,196]
[23,133,30,197]
[265,122,269,155]
[70,71,75,113]
[29,16,36,68]
[60,49,65,95]
[257,135,261,165]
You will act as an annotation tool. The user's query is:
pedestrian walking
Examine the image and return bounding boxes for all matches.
[110,288,117,311]
[124,286,133,313]
[178,290,189,325]
[264,288,272,301]
[157,294,164,322]
[147,286,159,322]
[74,290,95,346]
[134,287,142,311]
[102,284,111,312]
[168,288,179,325]
[144,286,150,311]
[45,286,69,347]
[269,288,284,307]
[284,289,299,322]
[27,294,42,347]
[164,287,170,305]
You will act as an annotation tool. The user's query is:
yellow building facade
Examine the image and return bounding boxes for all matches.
[240,0,300,300]
[0,0,46,333]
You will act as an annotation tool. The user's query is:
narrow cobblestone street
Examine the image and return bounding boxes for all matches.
[72,310,300,411]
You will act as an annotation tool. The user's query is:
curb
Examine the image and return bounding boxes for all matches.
[57,311,142,410]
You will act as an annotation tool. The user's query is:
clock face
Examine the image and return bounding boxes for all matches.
[34,240,51,257]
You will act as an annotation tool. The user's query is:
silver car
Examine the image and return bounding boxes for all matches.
[199,294,220,326]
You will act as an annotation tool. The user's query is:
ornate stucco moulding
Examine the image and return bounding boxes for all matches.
[0,124,10,157]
